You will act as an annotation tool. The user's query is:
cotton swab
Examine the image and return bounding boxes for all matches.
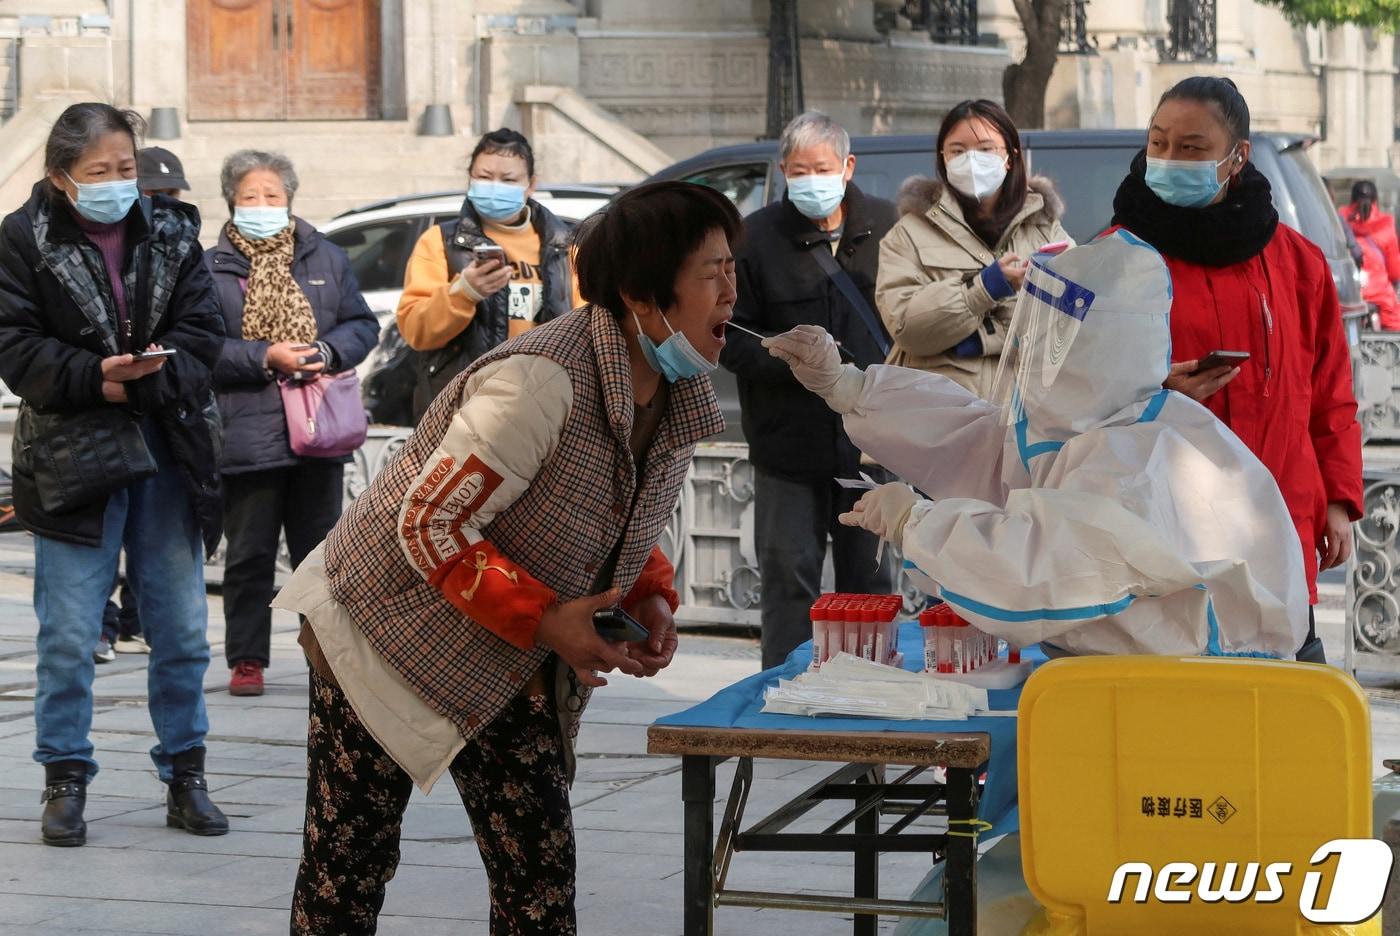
[725,320,768,341]
[726,320,856,361]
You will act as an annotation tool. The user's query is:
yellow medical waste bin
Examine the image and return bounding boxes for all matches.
[1017,656,1380,935]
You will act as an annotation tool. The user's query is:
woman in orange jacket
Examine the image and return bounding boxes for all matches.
[397,128,578,419]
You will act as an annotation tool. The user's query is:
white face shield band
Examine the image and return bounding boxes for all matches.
[989,253,1097,427]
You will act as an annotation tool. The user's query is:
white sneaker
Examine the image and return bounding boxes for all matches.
[113,634,150,654]
[93,638,115,664]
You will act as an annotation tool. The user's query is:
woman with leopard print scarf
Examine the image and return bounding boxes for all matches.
[207,149,380,699]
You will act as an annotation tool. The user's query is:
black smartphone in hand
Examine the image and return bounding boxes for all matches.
[592,606,649,643]
[1191,350,1249,375]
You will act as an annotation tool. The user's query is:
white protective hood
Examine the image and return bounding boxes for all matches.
[840,230,1308,657]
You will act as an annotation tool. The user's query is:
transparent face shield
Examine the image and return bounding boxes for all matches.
[989,254,1097,426]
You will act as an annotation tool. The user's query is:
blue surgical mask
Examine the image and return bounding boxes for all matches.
[64,171,138,225]
[468,180,528,222]
[632,310,716,383]
[233,205,290,240]
[1144,147,1239,209]
[786,172,846,220]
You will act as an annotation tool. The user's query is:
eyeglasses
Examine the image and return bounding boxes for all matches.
[942,145,1009,159]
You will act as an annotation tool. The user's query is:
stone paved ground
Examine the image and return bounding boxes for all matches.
[0,527,1395,935]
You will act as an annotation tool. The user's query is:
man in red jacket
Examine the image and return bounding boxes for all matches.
[1112,76,1362,663]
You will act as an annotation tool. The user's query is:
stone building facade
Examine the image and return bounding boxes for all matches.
[0,0,1392,222]
[980,0,1396,170]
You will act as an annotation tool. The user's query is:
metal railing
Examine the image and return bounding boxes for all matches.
[1163,0,1216,62]
[908,0,980,46]
[1060,0,1097,55]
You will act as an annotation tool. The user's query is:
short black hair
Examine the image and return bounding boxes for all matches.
[574,181,743,320]
[1157,76,1250,142]
[45,103,145,178]
[469,128,535,178]
[1351,179,1380,221]
[1352,179,1379,203]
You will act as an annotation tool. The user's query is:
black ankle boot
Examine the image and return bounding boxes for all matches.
[165,747,228,836]
[41,760,87,847]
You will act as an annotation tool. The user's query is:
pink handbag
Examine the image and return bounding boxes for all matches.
[279,371,369,458]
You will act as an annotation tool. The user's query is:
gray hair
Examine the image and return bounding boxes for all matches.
[220,149,298,209]
[45,103,145,177]
[778,111,850,164]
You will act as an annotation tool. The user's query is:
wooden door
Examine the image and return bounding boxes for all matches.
[187,0,286,120]
[187,0,380,121]
[286,0,380,119]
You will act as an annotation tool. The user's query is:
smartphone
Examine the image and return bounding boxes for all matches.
[1192,350,1249,375]
[592,606,650,643]
[1036,240,1071,256]
[131,347,177,360]
[472,244,507,265]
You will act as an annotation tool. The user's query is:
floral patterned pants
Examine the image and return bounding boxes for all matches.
[290,670,576,935]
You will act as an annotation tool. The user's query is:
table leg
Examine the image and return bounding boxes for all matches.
[852,768,880,936]
[944,767,979,936]
[682,755,717,936]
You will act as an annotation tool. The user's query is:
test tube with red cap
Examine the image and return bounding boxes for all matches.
[823,597,842,659]
[933,605,953,673]
[859,599,879,660]
[810,595,832,669]
[918,607,939,672]
[827,597,849,657]
[950,611,969,673]
[884,597,901,665]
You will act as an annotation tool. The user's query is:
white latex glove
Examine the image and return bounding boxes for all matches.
[838,482,919,545]
[763,324,864,413]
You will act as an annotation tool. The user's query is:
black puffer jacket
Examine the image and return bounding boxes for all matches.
[207,218,379,475]
[720,183,896,480]
[413,197,573,419]
[0,182,225,551]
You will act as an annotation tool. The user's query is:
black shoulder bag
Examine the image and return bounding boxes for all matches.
[13,404,156,514]
[808,245,892,359]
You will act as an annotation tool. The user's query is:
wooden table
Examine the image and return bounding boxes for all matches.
[648,724,993,936]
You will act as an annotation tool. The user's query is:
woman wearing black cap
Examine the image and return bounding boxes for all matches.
[1340,179,1400,331]
[137,146,191,199]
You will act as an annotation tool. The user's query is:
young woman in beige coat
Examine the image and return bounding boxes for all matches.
[877,99,1071,398]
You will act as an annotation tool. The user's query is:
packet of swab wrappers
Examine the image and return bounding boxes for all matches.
[763,652,991,720]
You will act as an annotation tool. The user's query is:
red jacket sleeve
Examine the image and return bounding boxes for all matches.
[623,546,680,615]
[1385,226,1400,284]
[1308,261,1364,523]
[428,540,557,650]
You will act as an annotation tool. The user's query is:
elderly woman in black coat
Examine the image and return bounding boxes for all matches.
[208,149,378,698]
[0,103,228,847]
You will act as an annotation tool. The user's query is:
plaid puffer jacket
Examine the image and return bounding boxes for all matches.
[324,305,724,743]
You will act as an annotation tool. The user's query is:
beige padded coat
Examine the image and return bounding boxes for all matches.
[875,175,1070,398]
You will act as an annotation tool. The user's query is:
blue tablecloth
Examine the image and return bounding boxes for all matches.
[657,622,1043,837]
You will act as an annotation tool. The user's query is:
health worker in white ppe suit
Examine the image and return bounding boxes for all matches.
[764,229,1309,658]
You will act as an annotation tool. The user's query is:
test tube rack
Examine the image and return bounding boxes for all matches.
[809,593,903,670]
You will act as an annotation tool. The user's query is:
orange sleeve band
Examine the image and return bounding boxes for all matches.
[427,540,557,651]
[623,546,680,615]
